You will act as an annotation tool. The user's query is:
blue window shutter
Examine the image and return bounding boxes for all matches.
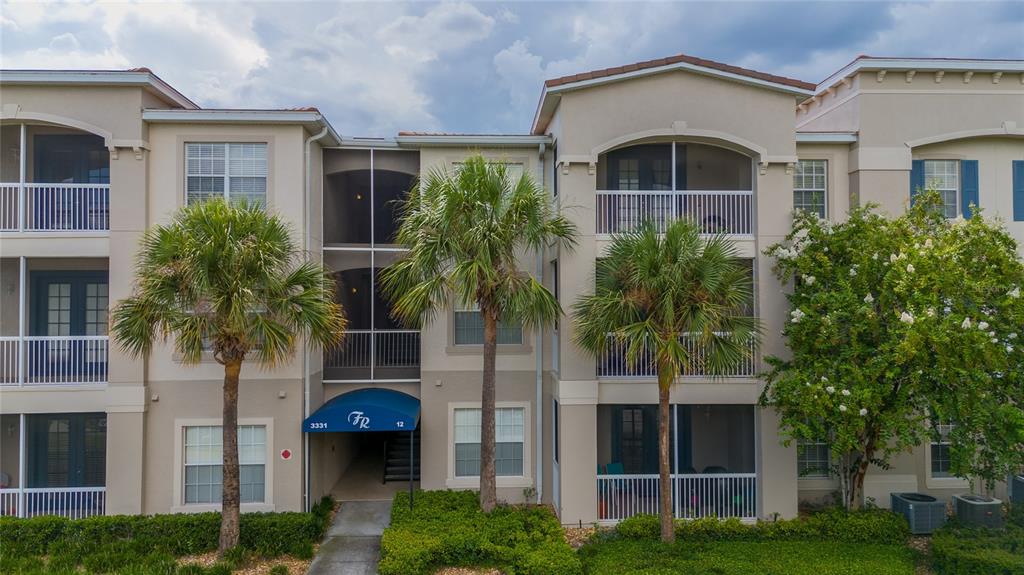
[960,160,979,219]
[910,160,925,205]
[1013,160,1024,221]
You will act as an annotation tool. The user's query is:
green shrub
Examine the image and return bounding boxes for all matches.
[579,538,915,575]
[175,565,206,575]
[616,508,909,544]
[269,565,289,575]
[931,524,1024,575]
[379,490,580,575]
[0,496,335,572]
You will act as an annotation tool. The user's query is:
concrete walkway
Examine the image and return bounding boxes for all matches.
[307,500,391,575]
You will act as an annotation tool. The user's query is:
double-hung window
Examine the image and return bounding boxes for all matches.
[923,160,959,219]
[797,436,831,478]
[930,422,955,478]
[184,424,266,504]
[454,407,524,477]
[185,143,268,206]
[793,160,827,218]
[453,302,523,345]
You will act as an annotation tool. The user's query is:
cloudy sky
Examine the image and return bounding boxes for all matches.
[2,1,1022,136]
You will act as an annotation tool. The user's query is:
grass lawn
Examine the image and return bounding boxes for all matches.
[578,538,918,575]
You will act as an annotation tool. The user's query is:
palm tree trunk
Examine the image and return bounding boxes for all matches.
[657,361,675,543]
[219,359,242,553]
[480,307,498,513]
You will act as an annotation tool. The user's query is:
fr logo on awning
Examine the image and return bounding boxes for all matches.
[347,410,371,429]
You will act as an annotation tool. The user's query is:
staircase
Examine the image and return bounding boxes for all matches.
[383,428,420,483]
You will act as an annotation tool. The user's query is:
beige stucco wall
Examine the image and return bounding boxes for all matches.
[544,68,807,521]
[142,377,305,514]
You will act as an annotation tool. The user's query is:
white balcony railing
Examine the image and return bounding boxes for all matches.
[0,336,109,386]
[0,183,111,232]
[597,473,757,522]
[0,487,106,519]
[598,333,757,379]
[325,330,420,369]
[596,190,753,235]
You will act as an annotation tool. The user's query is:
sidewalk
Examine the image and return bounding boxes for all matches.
[307,500,391,575]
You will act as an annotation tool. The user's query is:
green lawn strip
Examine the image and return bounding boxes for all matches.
[579,538,917,575]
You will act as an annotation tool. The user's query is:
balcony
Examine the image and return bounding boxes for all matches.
[0,124,110,234]
[596,189,753,235]
[0,183,110,232]
[596,141,754,236]
[0,336,109,386]
[597,404,757,522]
[0,487,106,518]
[324,329,421,381]
[0,259,109,386]
[598,333,757,379]
[0,413,107,519]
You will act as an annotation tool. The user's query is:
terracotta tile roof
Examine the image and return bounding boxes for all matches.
[544,53,815,91]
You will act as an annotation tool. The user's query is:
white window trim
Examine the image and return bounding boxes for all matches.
[922,159,960,219]
[793,159,828,218]
[924,423,969,489]
[446,401,532,489]
[172,417,275,513]
[179,137,274,208]
[448,302,529,352]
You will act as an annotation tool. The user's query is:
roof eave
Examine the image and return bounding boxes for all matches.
[816,58,1024,94]
[141,109,341,146]
[532,60,814,135]
[394,134,551,147]
[0,69,199,109]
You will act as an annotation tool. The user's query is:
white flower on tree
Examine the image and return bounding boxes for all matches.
[906,264,915,273]
[790,309,806,323]
[1009,287,1020,298]
[826,386,836,394]
[900,311,915,324]
[839,405,848,412]
[841,389,851,396]
[979,321,990,330]
[962,317,972,329]
[803,275,816,286]
[864,293,874,304]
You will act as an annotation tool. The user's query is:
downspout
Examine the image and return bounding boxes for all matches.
[303,125,330,512]
[535,142,545,505]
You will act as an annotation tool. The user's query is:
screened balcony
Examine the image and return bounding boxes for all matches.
[0,413,107,518]
[0,258,109,386]
[323,250,419,382]
[0,124,110,232]
[595,142,753,236]
[596,404,756,522]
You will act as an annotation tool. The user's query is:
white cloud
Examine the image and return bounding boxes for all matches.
[2,1,1020,135]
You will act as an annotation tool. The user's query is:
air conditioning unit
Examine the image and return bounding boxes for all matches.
[891,493,947,534]
[952,494,1004,528]
[1011,474,1024,504]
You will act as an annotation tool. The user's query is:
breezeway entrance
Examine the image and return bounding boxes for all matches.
[305,388,420,504]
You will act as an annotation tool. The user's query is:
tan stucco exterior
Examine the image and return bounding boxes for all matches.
[1,57,1020,523]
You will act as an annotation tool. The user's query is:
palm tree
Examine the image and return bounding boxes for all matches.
[380,154,576,512]
[573,219,759,543]
[111,198,345,553]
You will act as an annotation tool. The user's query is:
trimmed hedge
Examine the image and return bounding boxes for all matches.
[0,496,333,574]
[378,490,581,575]
[931,504,1024,575]
[616,507,910,544]
[578,538,917,575]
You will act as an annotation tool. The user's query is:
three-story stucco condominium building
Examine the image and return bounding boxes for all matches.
[0,54,1021,525]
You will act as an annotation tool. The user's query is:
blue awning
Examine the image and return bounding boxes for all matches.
[303,388,420,433]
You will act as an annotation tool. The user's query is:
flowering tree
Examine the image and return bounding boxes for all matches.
[762,191,1024,509]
